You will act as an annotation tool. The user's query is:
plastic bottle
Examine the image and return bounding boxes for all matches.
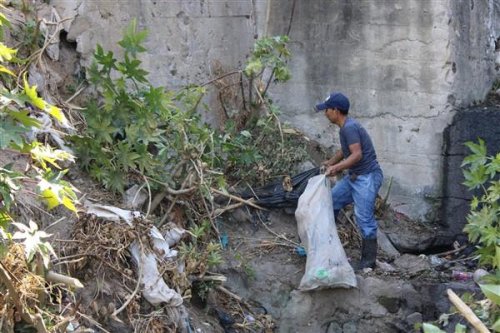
[451,270,473,281]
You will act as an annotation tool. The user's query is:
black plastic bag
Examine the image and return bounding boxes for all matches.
[240,167,320,208]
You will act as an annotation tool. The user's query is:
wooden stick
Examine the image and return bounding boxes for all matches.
[213,202,245,216]
[216,285,253,310]
[447,289,490,333]
[211,188,267,211]
[46,271,84,289]
[435,245,467,257]
[193,275,227,283]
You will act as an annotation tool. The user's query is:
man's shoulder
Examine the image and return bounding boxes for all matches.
[342,118,360,131]
[345,117,360,126]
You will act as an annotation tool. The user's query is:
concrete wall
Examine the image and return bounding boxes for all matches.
[266,0,498,221]
[50,0,499,222]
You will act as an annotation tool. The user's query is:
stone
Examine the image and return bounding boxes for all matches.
[406,312,423,327]
[378,295,401,313]
[393,254,430,275]
[326,322,342,333]
[342,321,358,333]
[377,230,400,259]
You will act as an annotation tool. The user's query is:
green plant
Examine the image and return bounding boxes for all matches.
[423,139,500,332]
[244,35,291,99]
[0,9,79,331]
[234,252,256,281]
[462,138,499,269]
[76,20,306,197]
[74,19,221,195]
[461,138,500,330]
[216,35,308,185]
[9,0,42,54]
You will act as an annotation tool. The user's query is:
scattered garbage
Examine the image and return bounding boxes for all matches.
[429,255,447,267]
[451,270,474,281]
[295,174,357,290]
[83,201,184,306]
[473,269,489,283]
[219,232,229,249]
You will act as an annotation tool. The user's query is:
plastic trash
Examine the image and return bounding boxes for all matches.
[240,167,320,208]
[295,174,357,290]
[451,270,473,281]
[83,201,183,306]
[429,255,446,267]
[220,233,229,249]
[294,246,307,256]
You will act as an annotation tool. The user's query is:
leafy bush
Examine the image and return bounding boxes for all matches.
[462,138,499,269]
[422,138,499,332]
[461,138,500,331]
[74,19,307,196]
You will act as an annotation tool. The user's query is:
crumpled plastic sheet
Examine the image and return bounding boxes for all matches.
[84,201,183,306]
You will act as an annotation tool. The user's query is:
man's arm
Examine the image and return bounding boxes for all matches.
[326,143,362,176]
[322,150,344,167]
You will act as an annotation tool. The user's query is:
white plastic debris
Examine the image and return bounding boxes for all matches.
[123,184,148,209]
[163,222,186,247]
[83,201,183,306]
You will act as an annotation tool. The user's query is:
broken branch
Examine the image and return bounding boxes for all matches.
[211,188,267,211]
[447,288,490,333]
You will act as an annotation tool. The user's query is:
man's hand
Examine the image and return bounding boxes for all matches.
[325,164,341,176]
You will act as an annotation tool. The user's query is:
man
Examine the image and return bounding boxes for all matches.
[315,92,383,270]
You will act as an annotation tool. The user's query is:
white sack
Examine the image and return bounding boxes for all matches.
[295,174,357,290]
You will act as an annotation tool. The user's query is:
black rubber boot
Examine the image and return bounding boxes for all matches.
[354,238,377,271]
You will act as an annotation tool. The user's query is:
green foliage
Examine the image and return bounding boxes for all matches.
[461,138,500,269]
[245,35,291,83]
[75,19,219,193]
[0,13,78,241]
[461,138,500,331]
[178,221,222,277]
[75,20,305,199]
[0,12,79,331]
[220,105,308,185]
[8,0,42,54]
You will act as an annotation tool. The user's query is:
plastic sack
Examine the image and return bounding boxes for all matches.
[295,174,357,290]
[240,167,320,208]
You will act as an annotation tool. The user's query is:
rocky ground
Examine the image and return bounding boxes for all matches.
[202,203,483,333]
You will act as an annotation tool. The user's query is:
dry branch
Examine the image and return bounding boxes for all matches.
[446,288,490,333]
[0,262,48,333]
[211,188,267,211]
[46,271,84,289]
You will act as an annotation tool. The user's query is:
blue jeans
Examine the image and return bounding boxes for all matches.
[331,169,383,239]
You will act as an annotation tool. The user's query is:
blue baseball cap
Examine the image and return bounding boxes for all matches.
[315,92,350,112]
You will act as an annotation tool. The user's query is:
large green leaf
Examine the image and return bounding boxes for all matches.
[423,323,446,333]
[0,118,27,148]
[479,284,500,305]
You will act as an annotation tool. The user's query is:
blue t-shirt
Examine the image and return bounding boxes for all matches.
[339,118,380,175]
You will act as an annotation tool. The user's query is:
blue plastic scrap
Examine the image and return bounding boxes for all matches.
[295,246,307,256]
[219,233,229,249]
